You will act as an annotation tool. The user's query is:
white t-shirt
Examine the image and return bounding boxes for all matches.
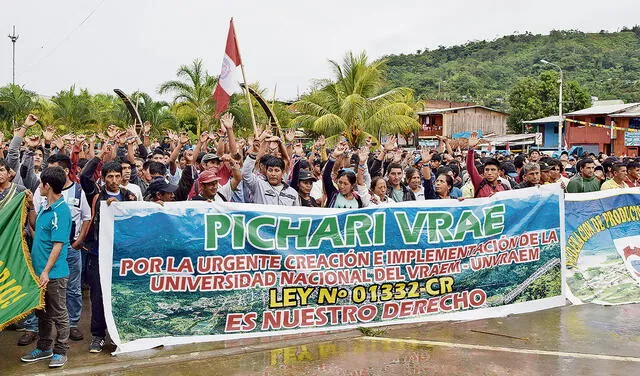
[34,182,91,241]
[123,183,142,201]
[168,166,182,186]
[333,193,359,209]
[412,186,425,201]
[311,180,324,201]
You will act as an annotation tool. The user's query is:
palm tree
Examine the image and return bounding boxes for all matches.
[291,51,419,147]
[51,85,93,131]
[0,84,38,132]
[158,59,216,136]
[131,91,177,132]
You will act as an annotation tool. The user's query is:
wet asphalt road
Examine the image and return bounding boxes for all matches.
[2,302,640,375]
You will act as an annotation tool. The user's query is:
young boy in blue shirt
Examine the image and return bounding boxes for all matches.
[21,166,72,368]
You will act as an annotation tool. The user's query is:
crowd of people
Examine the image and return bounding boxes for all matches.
[1,112,639,368]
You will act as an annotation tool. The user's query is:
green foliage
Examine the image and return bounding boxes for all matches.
[130,91,178,133]
[517,266,562,302]
[158,59,216,136]
[292,51,420,146]
[383,29,640,111]
[0,84,38,132]
[507,70,590,132]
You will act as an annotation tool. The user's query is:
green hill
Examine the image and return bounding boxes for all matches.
[383,27,640,110]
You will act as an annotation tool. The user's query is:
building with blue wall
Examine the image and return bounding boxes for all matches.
[523,115,565,150]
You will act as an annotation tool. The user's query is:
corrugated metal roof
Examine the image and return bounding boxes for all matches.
[417,105,508,116]
[483,133,537,146]
[565,103,640,116]
[523,115,564,124]
[610,111,640,118]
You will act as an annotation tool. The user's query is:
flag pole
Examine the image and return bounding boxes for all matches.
[232,18,259,137]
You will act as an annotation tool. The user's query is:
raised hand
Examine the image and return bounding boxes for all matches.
[284,128,296,143]
[106,124,119,139]
[142,121,152,135]
[420,146,432,164]
[332,144,346,159]
[75,134,86,145]
[383,135,397,151]
[358,146,370,163]
[116,131,128,145]
[199,131,209,145]
[467,132,480,148]
[25,135,41,148]
[365,136,373,148]
[179,132,189,145]
[258,129,272,142]
[52,136,65,151]
[99,142,114,162]
[220,113,234,130]
[24,114,39,128]
[88,133,97,144]
[392,149,403,163]
[42,126,55,142]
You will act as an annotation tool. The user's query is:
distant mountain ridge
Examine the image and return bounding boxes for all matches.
[382,27,640,110]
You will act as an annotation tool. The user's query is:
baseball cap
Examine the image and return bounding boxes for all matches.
[500,162,517,177]
[147,178,178,194]
[198,170,222,184]
[539,162,552,171]
[298,170,317,182]
[202,153,220,163]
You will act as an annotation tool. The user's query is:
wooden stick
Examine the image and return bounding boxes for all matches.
[470,329,529,341]
[232,18,258,137]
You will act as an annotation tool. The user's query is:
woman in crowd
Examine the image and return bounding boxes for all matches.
[323,144,365,208]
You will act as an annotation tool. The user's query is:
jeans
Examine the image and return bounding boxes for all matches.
[22,311,37,332]
[36,278,69,355]
[23,249,83,331]
[86,253,106,338]
[66,248,83,327]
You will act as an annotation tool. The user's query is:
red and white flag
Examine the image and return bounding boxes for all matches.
[212,19,242,117]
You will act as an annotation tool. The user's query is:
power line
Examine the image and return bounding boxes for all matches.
[19,0,107,79]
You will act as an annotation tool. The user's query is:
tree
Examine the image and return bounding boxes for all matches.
[131,92,177,132]
[0,84,38,132]
[158,59,216,136]
[507,70,590,133]
[292,51,419,146]
[51,85,93,132]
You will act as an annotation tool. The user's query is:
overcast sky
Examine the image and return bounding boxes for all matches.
[2,0,639,101]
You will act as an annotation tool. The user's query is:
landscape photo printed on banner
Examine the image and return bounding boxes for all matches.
[101,185,564,353]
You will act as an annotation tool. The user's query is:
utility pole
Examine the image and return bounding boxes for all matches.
[540,59,564,152]
[8,25,19,85]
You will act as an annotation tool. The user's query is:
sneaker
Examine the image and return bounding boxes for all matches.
[49,354,67,368]
[20,348,53,362]
[89,336,105,353]
[17,331,38,346]
[69,327,84,341]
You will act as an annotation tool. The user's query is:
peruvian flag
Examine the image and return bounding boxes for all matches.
[212,18,242,117]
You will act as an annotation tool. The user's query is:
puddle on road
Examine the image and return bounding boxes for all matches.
[115,339,433,376]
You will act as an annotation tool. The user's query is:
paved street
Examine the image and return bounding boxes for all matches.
[2,302,640,375]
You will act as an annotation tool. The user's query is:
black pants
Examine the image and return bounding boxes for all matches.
[86,253,107,338]
[36,278,69,355]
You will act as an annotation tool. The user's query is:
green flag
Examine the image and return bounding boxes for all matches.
[0,192,43,330]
